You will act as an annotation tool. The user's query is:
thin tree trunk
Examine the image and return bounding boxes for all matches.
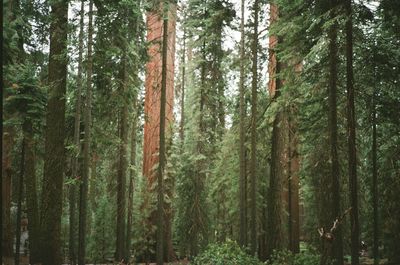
[180,16,186,145]
[372,65,379,265]
[2,126,15,265]
[288,112,300,254]
[78,1,93,264]
[126,102,138,261]
[345,1,359,264]
[40,0,69,264]
[23,119,40,264]
[328,2,344,264]
[15,138,25,265]
[116,55,129,264]
[156,2,169,263]
[249,0,259,255]
[239,0,247,248]
[125,5,140,259]
[70,0,85,263]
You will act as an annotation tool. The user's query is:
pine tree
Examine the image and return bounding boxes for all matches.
[327,1,343,264]
[249,0,259,255]
[69,1,85,263]
[78,0,94,264]
[40,0,69,264]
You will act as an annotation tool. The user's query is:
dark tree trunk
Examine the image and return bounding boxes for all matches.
[156,2,170,263]
[239,0,247,249]
[126,102,138,261]
[40,0,69,264]
[288,112,300,254]
[23,119,41,264]
[345,1,359,264]
[116,48,128,265]
[2,126,15,265]
[267,3,286,257]
[327,2,344,264]
[70,0,85,263]
[249,0,259,255]
[180,17,186,145]
[78,1,93,264]
[15,137,25,265]
[267,111,287,255]
[372,70,379,265]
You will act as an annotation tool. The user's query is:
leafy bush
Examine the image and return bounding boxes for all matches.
[193,240,262,265]
[265,249,321,265]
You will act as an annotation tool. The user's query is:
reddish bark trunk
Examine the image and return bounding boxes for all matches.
[143,2,176,261]
[267,3,300,254]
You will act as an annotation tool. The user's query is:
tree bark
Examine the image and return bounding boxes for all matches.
[249,0,259,255]
[78,0,93,264]
[267,3,287,257]
[40,0,69,264]
[15,136,25,265]
[345,0,359,264]
[2,126,15,265]
[288,111,300,254]
[143,1,176,262]
[70,0,85,263]
[180,14,186,145]
[372,63,379,265]
[23,119,41,264]
[116,43,128,265]
[125,5,140,260]
[239,0,247,249]
[328,2,344,264]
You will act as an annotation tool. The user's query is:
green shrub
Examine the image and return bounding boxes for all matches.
[193,240,262,265]
[266,249,321,265]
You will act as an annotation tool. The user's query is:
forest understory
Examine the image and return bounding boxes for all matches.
[2,0,399,265]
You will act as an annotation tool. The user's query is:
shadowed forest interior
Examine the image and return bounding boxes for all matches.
[2,0,400,265]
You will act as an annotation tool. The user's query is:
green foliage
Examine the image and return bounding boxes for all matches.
[265,249,321,265]
[193,240,262,265]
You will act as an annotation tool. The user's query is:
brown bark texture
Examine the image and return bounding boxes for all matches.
[23,119,41,264]
[2,126,15,264]
[267,3,301,256]
[142,2,176,261]
[40,1,69,264]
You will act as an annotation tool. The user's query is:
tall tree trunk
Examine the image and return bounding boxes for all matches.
[125,5,140,260]
[249,0,259,255]
[40,0,69,264]
[328,2,344,264]
[288,111,300,254]
[70,0,85,263]
[23,119,41,264]
[2,126,15,265]
[267,3,286,257]
[156,2,170,263]
[69,0,85,265]
[180,15,186,145]
[345,1,359,264]
[239,0,247,249]
[372,65,379,265]
[78,0,93,264]
[116,47,128,265]
[143,1,176,261]
[15,137,25,265]
[126,100,138,261]
[3,1,19,263]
